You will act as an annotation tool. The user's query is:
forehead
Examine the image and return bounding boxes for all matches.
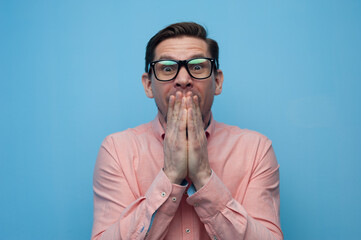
[154,36,209,60]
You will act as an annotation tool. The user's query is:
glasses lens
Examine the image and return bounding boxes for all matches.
[154,60,178,81]
[188,58,212,79]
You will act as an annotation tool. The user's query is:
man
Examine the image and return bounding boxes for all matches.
[92,22,283,240]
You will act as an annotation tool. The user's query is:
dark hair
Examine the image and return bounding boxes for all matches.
[145,22,219,73]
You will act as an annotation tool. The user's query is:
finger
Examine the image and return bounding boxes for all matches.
[186,92,192,109]
[181,95,187,111]
[186,94,197,123]
[185,95,193,124]
[187,106,196,142]
[188,95,199,128]
[191,95,206,139]
[166,95,175,125]
[171,95,186,134]
[185,94,190,110]
[177,96,187,130]
[193,95,202,123]
[179,102,187,135]
[173,91,183,121]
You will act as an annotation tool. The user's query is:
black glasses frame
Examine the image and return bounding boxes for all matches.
[149,57,216,82]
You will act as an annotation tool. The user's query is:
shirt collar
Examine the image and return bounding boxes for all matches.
[205,112,216,139]
[151,112,216,141]
[151,112,166,142]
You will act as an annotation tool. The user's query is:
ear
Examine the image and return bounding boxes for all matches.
[142,73,154,98]
[214,69,224,95]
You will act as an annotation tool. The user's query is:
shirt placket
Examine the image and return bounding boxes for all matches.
[181,194,194,240]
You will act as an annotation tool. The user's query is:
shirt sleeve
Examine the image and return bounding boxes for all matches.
[91,136,186,240]
[186,142,283,240]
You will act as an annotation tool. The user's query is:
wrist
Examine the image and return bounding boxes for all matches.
[190,169,212,190]
[163,168,185,185]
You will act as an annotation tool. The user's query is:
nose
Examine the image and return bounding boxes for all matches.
[174,66,193,89]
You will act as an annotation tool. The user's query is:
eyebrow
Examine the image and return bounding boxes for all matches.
[156,54,207,61]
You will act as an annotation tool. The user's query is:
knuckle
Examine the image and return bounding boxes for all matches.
[178,124,186,131]
[174,145,182,152]
[193,143,201,150]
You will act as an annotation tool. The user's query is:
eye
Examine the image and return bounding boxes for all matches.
[163,66,174,72]
[192,65,203,71]
[188,58,208,72]
[157,60,177,73]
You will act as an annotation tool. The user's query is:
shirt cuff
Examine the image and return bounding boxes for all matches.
[145,170,173,212]
[156,171,188,216]
[146,171,188,232]
[186,171,233,219]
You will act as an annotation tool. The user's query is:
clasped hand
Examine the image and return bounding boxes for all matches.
[163,91,211,190]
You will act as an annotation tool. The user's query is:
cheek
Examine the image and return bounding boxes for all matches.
[200,81,215,99]
[199,82,216,110]
[151,84,172,107]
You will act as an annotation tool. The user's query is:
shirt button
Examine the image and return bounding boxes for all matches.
[172,197,177,202]
[194,203,199,207]
[185,229,191,234]
[213,236,218,240]
[161,192,166,197]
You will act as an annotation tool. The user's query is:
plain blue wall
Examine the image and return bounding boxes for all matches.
[1,1,360,239]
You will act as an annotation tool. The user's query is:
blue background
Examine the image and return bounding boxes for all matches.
[1,1,360,239]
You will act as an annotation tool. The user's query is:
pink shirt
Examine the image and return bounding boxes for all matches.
[92,114,283,240]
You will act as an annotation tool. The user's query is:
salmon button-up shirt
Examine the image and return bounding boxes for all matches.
[92,114,283,240]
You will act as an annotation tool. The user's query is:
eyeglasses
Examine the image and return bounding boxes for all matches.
[149,57,216,81]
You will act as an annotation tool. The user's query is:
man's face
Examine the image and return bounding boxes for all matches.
[142,36,223,127]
